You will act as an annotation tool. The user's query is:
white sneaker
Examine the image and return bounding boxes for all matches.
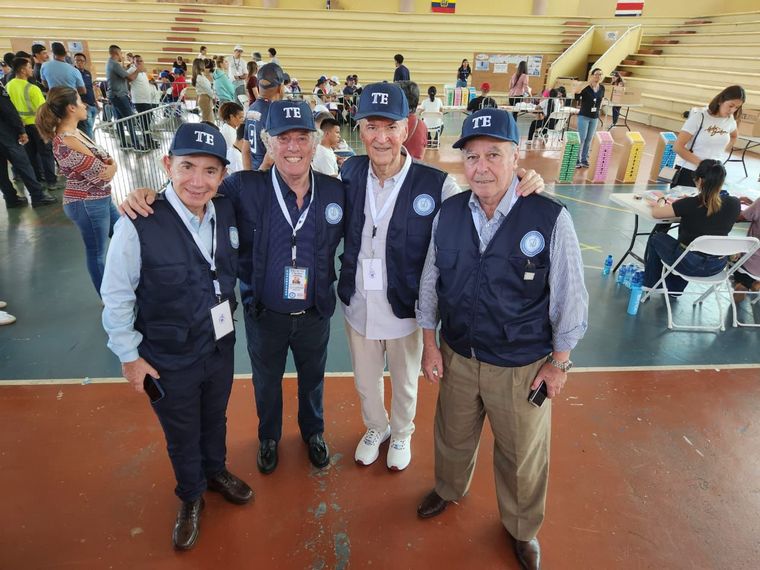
[355,427,391,466]
[0,301,6,309]
[387,436,412,471]
[0,311,16,326]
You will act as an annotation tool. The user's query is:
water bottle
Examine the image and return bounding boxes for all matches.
[602,254,613,276]
[627,271,644,315]
[616,264,627,284]
[624,264,635,288]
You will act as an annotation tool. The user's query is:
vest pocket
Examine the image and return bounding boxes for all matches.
[144,323,190,350]
[508,256,547,298]
[503,319,545,343]
[434,249,458,269]
[143,264,188,286]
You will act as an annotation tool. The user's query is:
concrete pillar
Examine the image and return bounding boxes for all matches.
[532,0,547,16]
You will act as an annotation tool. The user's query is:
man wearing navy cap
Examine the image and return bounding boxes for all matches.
[339,83,545,472]
[243,62,286,170]
[102,122,253,550]
[415,108,588,570]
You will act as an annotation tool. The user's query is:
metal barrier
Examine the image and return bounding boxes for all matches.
[94,102,199,204]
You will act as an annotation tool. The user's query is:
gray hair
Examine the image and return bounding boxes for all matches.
[357,117,409,130]
[261,129,321,153]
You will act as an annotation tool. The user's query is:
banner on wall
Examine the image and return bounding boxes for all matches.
[431,1,456,13]
[615,2,644,17]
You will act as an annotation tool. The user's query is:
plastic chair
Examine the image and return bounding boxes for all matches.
[641,235,760,331]
[543,110,571,148]
[731,267,760,327]
[421,111,444,149]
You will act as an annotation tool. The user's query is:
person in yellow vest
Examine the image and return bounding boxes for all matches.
[6,57,61,191]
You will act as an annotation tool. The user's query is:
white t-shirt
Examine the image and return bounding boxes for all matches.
[421,97,443,114]
[312,144,339,176]
[226,146,243,175]
[130,72,156,104]
[220,122,237,150]
[675,106,737,170]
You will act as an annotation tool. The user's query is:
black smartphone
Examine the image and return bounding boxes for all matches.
[528,381,548,407]
[143,375,165,403]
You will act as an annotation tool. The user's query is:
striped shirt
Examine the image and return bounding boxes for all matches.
[53,133,113,204]
[416,176,589,353]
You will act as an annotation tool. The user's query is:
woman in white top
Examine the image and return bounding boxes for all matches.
[191,58,215,122]
[218,101,244,149]
[421,86,444,114]
[130,55,160,148]
[672,85,744,188]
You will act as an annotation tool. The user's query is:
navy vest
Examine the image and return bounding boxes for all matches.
[131,195,238,372]
[338,155,448,319]
[233,169,345,317]
[435,191,563,367]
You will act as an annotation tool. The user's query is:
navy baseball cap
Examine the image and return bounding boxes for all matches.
[265,100,316,136]
[354,82,409,121]
[169,122,229,165]
[257,62,285,89]
[452,108,520,149]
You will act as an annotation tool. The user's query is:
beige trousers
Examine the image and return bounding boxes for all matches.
[434,342,551,541]
[344,320,423,439]
[197,94,214,123]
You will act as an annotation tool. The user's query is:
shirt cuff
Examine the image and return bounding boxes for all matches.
[117,348,140,364]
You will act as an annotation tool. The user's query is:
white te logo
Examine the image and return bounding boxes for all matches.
[194,131,215,145]
[471,116,492,129]
[284,107,301,118]
[371,92,389,105]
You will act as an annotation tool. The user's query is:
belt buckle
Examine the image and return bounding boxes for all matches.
[289,310,307,316]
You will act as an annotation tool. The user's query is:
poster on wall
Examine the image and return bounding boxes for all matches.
[527,55,543,76]
[431,0,456,13]
[615,1,644,17]
[475,60,489,71]
[493,63,508,74]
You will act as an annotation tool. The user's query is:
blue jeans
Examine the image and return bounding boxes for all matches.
[63,197,120,295]
[576,114,598,164]
[110,95,139,148]
[643,232,727,294]
[243,305,329,443]
[456,79,467,88]
[81,105,98,140]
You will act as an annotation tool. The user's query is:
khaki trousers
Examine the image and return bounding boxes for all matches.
[197,94,214,123]
[434,342,551,541]
[344,319,422,439]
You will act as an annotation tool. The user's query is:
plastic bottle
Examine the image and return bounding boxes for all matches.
[602,255,613,276]
[627,271,644,315]
[624,264,635,288]
[616,264,627,284]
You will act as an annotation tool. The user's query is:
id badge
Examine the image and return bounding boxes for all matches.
[210,300,234,340]
[591,106,597,113]
[362,258,383,291]
[284,266,308,300]
[524,260,536,281]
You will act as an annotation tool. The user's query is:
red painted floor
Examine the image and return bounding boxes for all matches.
[2,368,759,569]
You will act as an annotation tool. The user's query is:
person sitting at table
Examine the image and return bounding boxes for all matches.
[643,159,741,298]
[466,82,497,112]
[733,196,760,301]
[527,88,561,144]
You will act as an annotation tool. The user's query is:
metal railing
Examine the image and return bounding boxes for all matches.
[94,102,199,204]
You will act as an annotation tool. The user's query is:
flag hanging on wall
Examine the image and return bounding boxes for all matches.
[432,1,456,13]
[615,1,644,17]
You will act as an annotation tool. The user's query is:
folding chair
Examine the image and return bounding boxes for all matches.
[731,267,760,327]
[543,110,571,148]
[640,235,760,331]
[421,111,444,150]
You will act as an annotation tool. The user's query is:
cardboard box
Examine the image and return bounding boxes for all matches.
[554,78,586,96]
[610,87,640,106]
[737,107,760,138]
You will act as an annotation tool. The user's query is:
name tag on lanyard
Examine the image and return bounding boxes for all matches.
[211,300,234,340]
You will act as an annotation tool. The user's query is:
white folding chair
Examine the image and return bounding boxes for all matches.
[421,111,444,150]
[237,93,250,108]
[543,110,571,148]
[641,235,760,331]
[731,267,760,327]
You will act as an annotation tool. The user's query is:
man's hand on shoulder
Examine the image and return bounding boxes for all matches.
[119,187,157,219]
[515,168,545,197]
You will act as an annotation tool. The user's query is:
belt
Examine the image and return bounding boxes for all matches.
[262,306,316,317]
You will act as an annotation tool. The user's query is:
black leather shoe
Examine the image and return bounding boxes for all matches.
[207,469,253,505]
[5,198,28,208]
[257,439,278,474]
[172,497,204,550]
[416,490,449,519]
[31,193,57,208]
[307,433,330,468]
[510,534,541,570]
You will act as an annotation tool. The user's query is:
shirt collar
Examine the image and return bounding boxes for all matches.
[274,167,312,199]
[468,175,520,219]
[165,183,216,230]
[368,148,412,187]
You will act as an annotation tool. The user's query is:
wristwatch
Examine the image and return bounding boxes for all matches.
[547,356,573,372]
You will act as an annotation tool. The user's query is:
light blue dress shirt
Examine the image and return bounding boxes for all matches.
[101,186,217,363]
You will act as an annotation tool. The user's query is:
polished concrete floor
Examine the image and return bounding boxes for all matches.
[1,116,759,569]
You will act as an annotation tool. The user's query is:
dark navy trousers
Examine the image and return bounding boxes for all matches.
[243,305,329,443]
[150,347,234,502]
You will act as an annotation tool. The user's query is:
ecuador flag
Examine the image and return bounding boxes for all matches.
[431,1,456,13]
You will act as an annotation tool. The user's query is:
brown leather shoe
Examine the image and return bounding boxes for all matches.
[416,490,449,519]
[207,469,254,505]
[510,533,541,570]
[172,497,204,550]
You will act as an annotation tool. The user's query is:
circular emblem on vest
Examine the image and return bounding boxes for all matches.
[413,194,435,216]
[229,226,240,249]
[520,230,545,257]
[325,202,343,224]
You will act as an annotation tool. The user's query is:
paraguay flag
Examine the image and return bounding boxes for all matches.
[615,1,644,17]
[432,0,456,13]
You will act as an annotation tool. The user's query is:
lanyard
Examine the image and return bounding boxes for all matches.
[272,167,316,267]
[365,158,409,256]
